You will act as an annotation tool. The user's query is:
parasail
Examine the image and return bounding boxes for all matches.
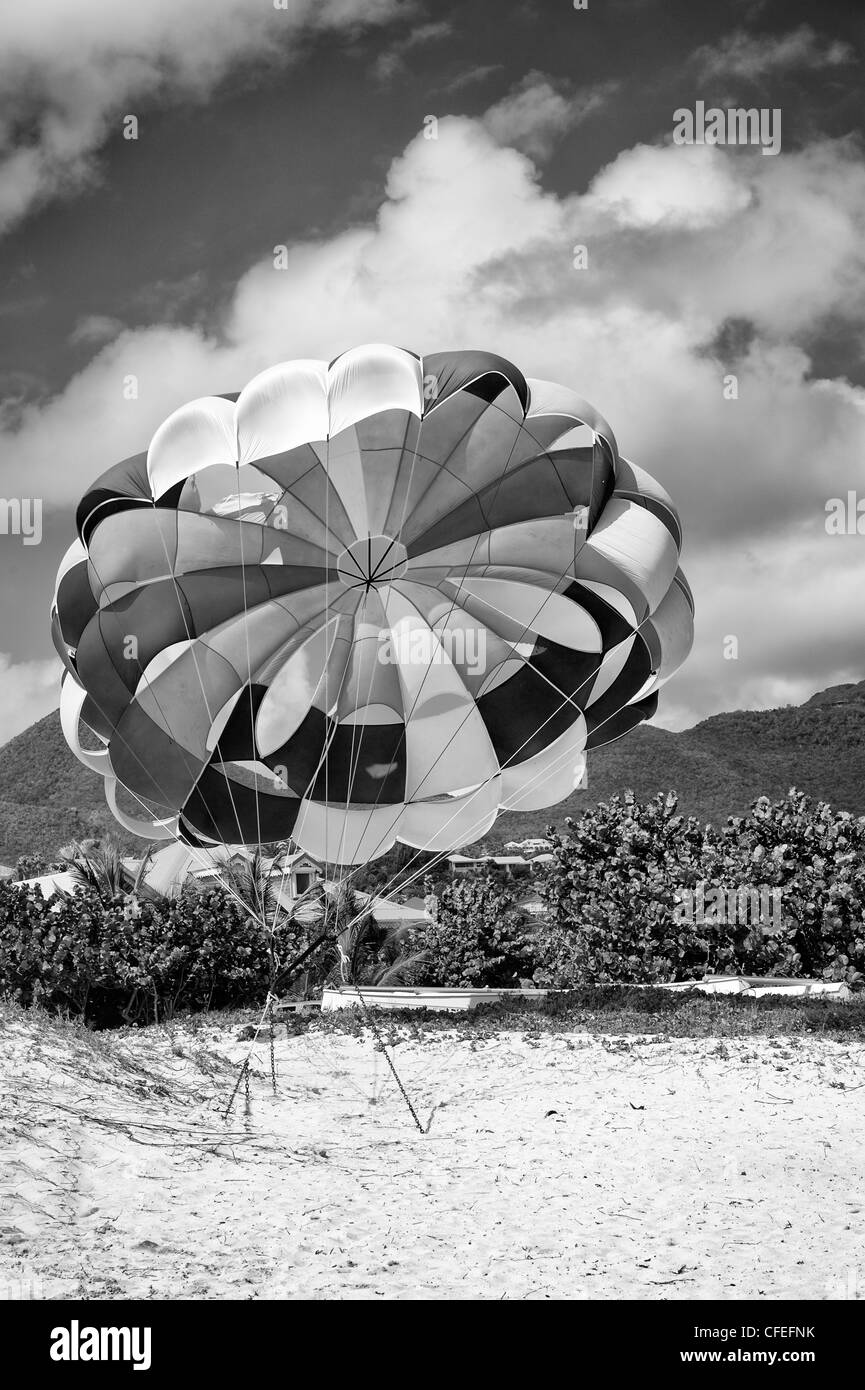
[52,343,693,865]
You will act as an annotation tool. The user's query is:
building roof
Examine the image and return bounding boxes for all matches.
[287,884,430,926]
[10,847,430,930]
[447,853,529,866]
[13,870,80,899]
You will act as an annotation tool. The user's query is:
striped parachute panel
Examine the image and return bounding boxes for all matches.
[53,344,693,864]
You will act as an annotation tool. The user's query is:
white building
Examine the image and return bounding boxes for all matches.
[503,838,552,857]
[11,842,430,932]
[446,853,531,878]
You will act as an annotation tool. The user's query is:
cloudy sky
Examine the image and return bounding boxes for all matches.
[0,0,863,744]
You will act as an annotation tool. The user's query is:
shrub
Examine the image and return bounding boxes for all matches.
[701,791,865,984]
[535,791,712,985]
[420,877,538,987]
[536,789,865,986]
[0,881,309,1027]
[12,853,62,881]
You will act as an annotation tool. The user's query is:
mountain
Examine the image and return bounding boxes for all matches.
[0,710,135,864]
[0,680,863,864]
[492,679,865,845]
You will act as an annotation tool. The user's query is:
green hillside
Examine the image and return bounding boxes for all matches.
[0,711,142,862]
[492,679,865,845]
[0,680,863,863]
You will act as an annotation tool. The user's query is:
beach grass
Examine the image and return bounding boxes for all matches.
[3,986,862,1050]
[211,985,865,1044]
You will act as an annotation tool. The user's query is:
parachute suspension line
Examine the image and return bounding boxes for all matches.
[268,1002,277,1096]
[318,389,531,887]
[323,595,427,1139]
[325,426,332,884]
[267,608,360,940]
[260,389,537,977]
[222,990,280,1121]
[324,372,434,889]
[273,565,639,997]
[148,502,250,855]
[330,599,662,944]
[340,537,587,905]
[329,586,385,915]
[352,981,425,1133]
[324,419,647,943]
[334,398,615,899]
[79,546,239,861]
[233,460,263,865]
[59,666,275,928]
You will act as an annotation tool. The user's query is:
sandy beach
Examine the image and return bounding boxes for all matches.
[2,1009,863,1300]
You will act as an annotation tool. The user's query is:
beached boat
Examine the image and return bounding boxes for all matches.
[321,977,852,1011]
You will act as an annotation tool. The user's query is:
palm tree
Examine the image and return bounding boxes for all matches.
[216,846,279,929]
[58,838,154,905]
[320,882,427,989]
[215,844,328,993]
[203,851,427,997]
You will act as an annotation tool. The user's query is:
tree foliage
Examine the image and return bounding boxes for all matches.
[536,789,865,986]
[420,877,538,987]
[0,882,305,1027]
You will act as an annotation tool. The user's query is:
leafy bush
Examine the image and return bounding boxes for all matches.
[0,870,426,1025]
[0,881,308,1027]
[536,789,865,986]
[12,853,62,881]
[420,877,538,987]
[702,792,865,984]
[535,790,712,985]
[4,788,861,1022]
[349,842,449,896]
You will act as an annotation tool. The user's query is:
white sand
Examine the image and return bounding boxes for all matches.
[1,1010,863,1299]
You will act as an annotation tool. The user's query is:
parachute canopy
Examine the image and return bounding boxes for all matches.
[52,344,693,864]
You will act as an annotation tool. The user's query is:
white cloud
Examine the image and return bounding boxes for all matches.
[694,25,854,83]
[656,531,865,728]
[0,0,402,232]
[0,653,62,745]
[372,19,453,82]
[483,71,614,161]
[559,139,865,338]
[4,112,865,724]
[69,314,125,347]
[583,142,752,229]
